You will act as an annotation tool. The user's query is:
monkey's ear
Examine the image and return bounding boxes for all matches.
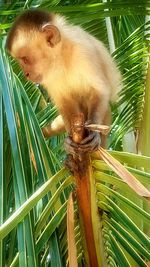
[42,25,61,47]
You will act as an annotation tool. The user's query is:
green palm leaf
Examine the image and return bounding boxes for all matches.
[0,1,150,266]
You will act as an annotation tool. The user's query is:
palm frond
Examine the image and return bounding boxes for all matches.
[92,151,150,267]
[110,21,149,148]
[0,41,72,266]
[1,1,150,266]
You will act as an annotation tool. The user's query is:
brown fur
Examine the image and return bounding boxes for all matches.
[6,10,122,137]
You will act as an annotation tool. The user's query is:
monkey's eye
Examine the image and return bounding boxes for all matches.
[21,57,29,64]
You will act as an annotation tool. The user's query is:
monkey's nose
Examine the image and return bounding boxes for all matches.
[25,72,30,78]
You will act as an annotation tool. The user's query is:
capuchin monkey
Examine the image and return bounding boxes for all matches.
[6,9,121,164]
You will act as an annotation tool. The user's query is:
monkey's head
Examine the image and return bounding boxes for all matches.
[6,10,61,84]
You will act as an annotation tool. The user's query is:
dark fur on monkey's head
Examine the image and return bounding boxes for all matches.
[6,9,54,52]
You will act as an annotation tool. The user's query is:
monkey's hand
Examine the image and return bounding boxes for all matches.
[42,115,65,137]
[64,136,79,156]
[78,131,101,153]
[64,131,101,155]
[64,132,100,173]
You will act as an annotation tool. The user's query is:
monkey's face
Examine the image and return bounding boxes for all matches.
[13,43,54,84]
[7,25,61,84]
[15,49,42,83]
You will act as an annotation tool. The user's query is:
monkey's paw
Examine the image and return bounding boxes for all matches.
[78,131,101,153]
[64,136,79,156]
[64,132,101,155]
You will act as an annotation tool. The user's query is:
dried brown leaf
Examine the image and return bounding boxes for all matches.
[67,193,78,267]
[85,124,110,135]
[98,147,150,199]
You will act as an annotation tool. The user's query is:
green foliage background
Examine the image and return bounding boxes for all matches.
[0,1,150,266]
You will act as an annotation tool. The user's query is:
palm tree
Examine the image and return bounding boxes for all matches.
[0,0,150,266]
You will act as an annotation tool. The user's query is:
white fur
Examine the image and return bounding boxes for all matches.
[42,14,121,106]
[10,13,121,131]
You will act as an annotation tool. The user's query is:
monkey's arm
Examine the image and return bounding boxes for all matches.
[42,115,65,137]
